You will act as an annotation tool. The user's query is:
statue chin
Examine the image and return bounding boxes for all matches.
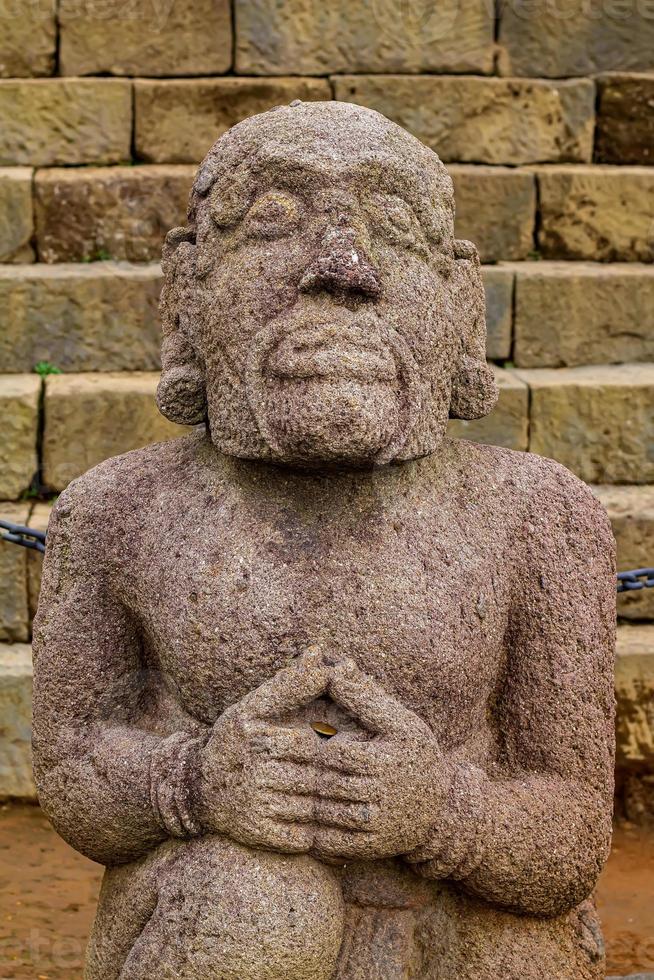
[254,378,402,465]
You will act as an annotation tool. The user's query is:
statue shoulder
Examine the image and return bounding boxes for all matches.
[49,432,206,546]
[445,440,612,538]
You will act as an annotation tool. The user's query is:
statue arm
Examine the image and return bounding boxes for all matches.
[31,488,208,866]
[408,468,616,916]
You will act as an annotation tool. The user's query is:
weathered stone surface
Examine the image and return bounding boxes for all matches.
[497,1,654,78]
[481,266,513,362]
[0,0,55,77]
[332,76,595,165]
[0,168,33,262]
[518,364,654,484]
[27,502,51,626]
[615,624,654,770]
[0,263,163,373]
[450,165,536,262]
[536,165,654,262]
[33,103,616,979]
[0,644,34,799]
[596,73,654,165]
[235,0,494,74]
[135,78,332,164]
[35,166,194,263]
[42,373,189,491]
[0,502,29,642]
[593,486,654,621]
[511,262,654,369]
[0,375,40,500]
[0,79,131,167]
[59,0,231,77]
[448,366,527,450]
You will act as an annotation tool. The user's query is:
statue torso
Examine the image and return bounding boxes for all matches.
[105,433,529,764]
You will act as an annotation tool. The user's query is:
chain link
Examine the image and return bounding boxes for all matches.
[2,519,653,591]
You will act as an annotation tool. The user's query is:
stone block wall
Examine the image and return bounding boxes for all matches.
[0,0,653,811]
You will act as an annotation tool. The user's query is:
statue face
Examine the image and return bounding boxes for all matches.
[167,103,490,465]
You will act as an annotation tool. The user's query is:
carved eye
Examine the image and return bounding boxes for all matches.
[242,191,302,240]
[368,194,427,256]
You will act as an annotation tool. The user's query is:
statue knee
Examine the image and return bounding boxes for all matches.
[121,835,345,980]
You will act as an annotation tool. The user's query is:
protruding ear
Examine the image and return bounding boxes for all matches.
[448,239,498,421]
[156,226,208,426]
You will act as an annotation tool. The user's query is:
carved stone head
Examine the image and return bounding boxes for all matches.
[157,100,497,466]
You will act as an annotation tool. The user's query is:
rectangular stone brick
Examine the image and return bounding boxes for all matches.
[0,263,163,373]
[536,165,654,262]
[35,166,194,263]
[0,168,33,262]
[60,0,231,76]
[135,78,332,164]
[26,502,51,626]
[511,262,654,369]
[0,503,29,642]
[332,76,595,166]
[0,375,40,500]
[615,624,654,770]
[498,1,654,78]
[0,79,131,167]
[42,373,190,491]
[482,266,513,362]
[593,486,654,621]
[596,72,654,165]
[450,165,536,262]
[0,644,34,799]
[235,0,494,75]
[448,366,528,451]
[0,0,55,77]
[516,364,654,484]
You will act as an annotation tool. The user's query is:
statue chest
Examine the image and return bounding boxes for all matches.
[132,498,513,742]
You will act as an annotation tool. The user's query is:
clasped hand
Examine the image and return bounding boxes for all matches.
[197,650,452,861]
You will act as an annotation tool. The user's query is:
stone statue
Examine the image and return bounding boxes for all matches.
[32,101,616,979]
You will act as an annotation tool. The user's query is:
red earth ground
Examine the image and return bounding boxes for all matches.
[0,804,652,979]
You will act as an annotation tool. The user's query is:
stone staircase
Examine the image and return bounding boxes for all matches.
[0,5,653,824]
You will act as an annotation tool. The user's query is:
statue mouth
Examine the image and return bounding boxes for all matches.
[266,325,397,383]
[245,310,422,464]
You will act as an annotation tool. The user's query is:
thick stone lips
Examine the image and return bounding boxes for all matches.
[245,315,422,463]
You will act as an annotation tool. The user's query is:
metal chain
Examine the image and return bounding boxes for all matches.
[2,519,653,591]
[0,519,46,554]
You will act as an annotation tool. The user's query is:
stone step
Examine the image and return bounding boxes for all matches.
[0,76,597,168]
[515,364,654,485]
[58,0,231,77]
[3,163,653,265]
[496,5,654,78]
[615,625,654,774]
[4,361,654,500]
[509,261,654,369]
[2,623,651,800]
[0,643,33,798]
[0,262,163,373]
[0,374,39,501]
[593,487,654,622]
[0,79,132,167]
[34,165,195,264]
[134,77,332,164]
[0,164,536,265]
[2,260,652,377]
[331,75,595,166]
[0,168,33,263]
[42,372,190,493]
[596,73,654,166]
[0,262,512,372]
[534,166,654,263]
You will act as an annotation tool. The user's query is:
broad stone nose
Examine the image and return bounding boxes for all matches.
[299,222,381,299]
